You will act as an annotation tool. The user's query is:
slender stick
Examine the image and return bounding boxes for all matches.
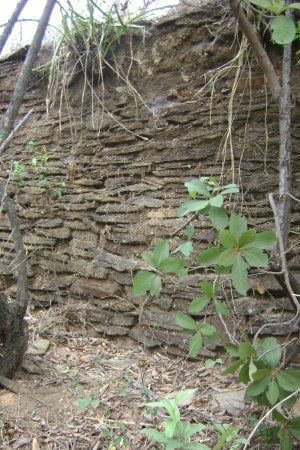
[277,6,293,247]
[0,109,33,155]
[0,0,29,55]
[243,388,300,450]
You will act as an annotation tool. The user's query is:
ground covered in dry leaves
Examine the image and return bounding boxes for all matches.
[0,306,283,449]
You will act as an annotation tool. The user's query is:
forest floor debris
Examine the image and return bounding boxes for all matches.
[0,306,276,449]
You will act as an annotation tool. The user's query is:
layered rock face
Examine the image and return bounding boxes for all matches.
[0,2,299,355]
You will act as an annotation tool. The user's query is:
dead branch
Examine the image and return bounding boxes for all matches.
[0,0,57,143]
[277,6,293,247]
[228,0,282,99]
[0,109,33,156]
[0,0,29,55]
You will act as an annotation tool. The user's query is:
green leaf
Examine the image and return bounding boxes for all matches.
[259,337,282,368]
[273,409,288,424]
[276,370,300,392]
[242,247,268,268]
[165,420,177,438]
[158,257,186,275]
[142,428,167,443]
[177,200,209,217]
[205,359,216,368]
[224,343,239,357]
[230,213,247,240]
[253,230,277,250]
[239,342,256,360]
[201,280,214,298]
[185,423,206,438]
[239,362,250,383]
[222,359,243,375]
[184,444,210,450]
[238,230,256,247]
[219,230,236,248]
[249,359,257,380]
[153,240,169,265]
[246,377,270,397]
[174,388,198,406]
[185,179,211,199]
[220,185,239,195]
[215,265,231,275]
[287,2,300,9]
[150,275,163,298]
[266,379,279,405]
[142,251,156,267]
[278,430,293,450]
[132,271,162,298]
[270,16,296,45]
[189,297,211,314]
[174,242,193,257]
[214,300,229,316]
[197,247,223,266]
[209,195,223,207]
[231,255,249,295]
[176,312,198,330]
[249,0,283,12]
[91,399,100,408]
[252,369,271,381]
[209,206,228,231]
[77,396,92,409]
[217,248,237,267]
[185,224,195,240]
[189,331,203,357]
[178,268,189,280]
[200,323,217,336]
[289,416,300,439]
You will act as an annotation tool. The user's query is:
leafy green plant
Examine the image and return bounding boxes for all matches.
[223,337,300,449]
[213,424,247,450]
[177,177,239,231]
[77,393,100,409]
[132,239,187,298]
[11,141,66,198]
[12,161,27,187]
[143,389,209,450]
[247,0,300,44]
[132,176,300,449]
[261,412,300,450]
[197,213,277,295]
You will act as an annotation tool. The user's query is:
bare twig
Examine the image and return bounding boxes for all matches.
[0,0,29,55]
[253,193,300,341]
[0,109,33,156]
[170,212,197,237]
[243,388,300,450]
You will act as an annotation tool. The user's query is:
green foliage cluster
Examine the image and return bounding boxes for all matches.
[12,140,65,198]
[247,0,300,45]
[143,389,247,450]
[132,176,300,449]
[224,337,300,448]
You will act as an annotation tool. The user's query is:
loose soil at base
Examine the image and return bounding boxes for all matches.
[0,305,290,449]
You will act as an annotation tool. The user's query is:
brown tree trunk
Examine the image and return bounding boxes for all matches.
[0,187,28,377]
